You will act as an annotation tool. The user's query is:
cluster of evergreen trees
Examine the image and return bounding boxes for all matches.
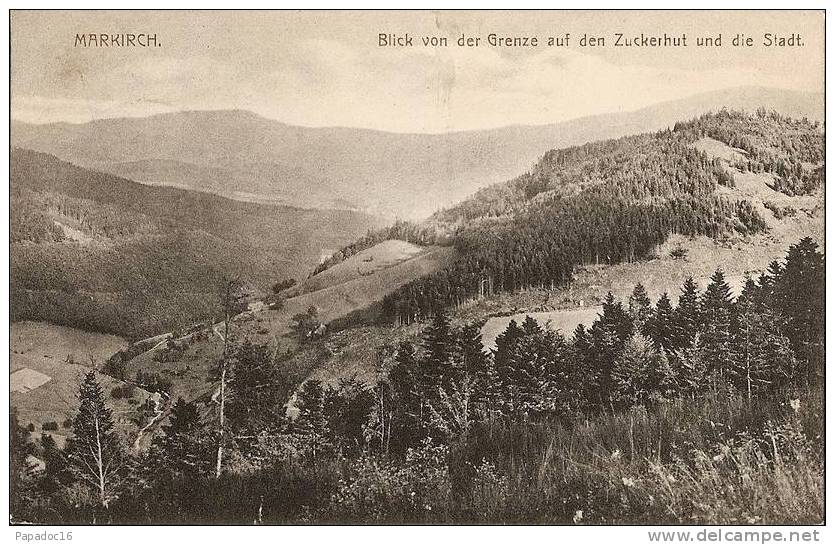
[378,238,823,450]
[9,239,823,523]
[383,192,767,324]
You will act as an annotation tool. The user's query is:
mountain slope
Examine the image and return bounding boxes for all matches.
[12,86,823,219]
[10,149,382,339]
[379,109,824,322]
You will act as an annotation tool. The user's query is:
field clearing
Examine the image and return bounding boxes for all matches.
[11,351,153,445]
[11,320,127,364]
[693,136,748,163]
[123,244,457,405]
[290,240,429,296]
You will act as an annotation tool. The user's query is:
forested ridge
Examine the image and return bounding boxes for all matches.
[10,149,380,339]
[377,110,822,324]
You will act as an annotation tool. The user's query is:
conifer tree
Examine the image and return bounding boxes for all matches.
[700,269,735,378]
[66,371,128,509]
[458,321,488,377]
[570,324,596,411]
[678,334,709,397]
[493,319,523,414]
[587,294,632,405]
[732,301,796,400]
[628,283,653,332]
[646,292,676,352]
[145,397,213,482]
[611,333,672,406]
[227,340,289,436]
[673,277,701,349]
[513,317,554,418]
[421,310,456,393]
[775,237,825,371]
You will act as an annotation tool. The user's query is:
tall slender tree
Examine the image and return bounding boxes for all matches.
[66,372,128,509]
[673,277,701,349]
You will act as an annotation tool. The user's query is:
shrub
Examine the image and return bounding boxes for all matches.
[327,439,451,523]
[670,246,688,260]
[111,384,136,399]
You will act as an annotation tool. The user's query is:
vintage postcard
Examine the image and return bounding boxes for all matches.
[8,8,825,537]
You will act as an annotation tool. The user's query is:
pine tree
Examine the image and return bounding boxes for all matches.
[145,397,213,482]
[227,340,288,435]
[678,334,709,397]
[731,302,796,400]
[421,310,456,394]
[700,269,735,378]
[570,324,596,411]
[644,346,677,401]
[628,283,653,332]
[611,333,672,406]
[388,341,425,451]
[38,432,69,495]
[775,237,825,373]
[646,292,676,352]
[737,276,761,311]
[514,317,551,418]
[458,321,488,377]
[673,277,701,349]
[66,371,128,509]
[587,293,633,406]
[493,319,523,414]
[599,292,634,343]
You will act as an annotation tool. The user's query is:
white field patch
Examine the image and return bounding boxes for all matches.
[11,368,52,393]
[481,307,602,351]
[693,136,822,234]
[693,136,748,163]
[293,240,429,296]
[53,219,93,243]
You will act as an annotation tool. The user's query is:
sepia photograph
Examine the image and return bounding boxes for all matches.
[7,8,826,533]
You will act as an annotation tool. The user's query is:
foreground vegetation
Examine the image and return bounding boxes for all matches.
[10,240,823,524]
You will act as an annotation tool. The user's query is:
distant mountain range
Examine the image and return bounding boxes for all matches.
[12,86,823,220]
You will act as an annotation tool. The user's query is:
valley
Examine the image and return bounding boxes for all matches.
[11,101,825,525]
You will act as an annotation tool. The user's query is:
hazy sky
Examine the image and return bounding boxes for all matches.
[11,10,824,133]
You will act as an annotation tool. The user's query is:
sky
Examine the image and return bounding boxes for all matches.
[11,10,825,133]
